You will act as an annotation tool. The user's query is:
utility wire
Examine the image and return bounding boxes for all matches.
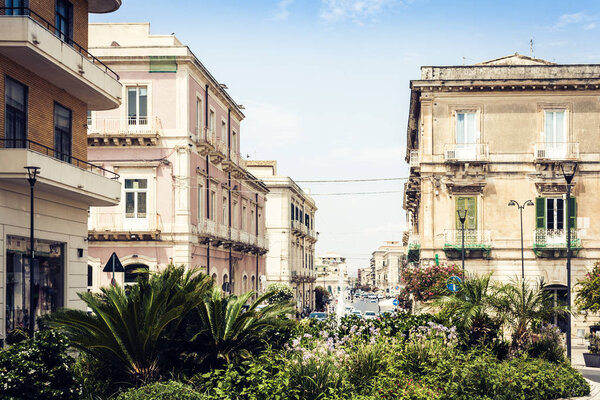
[310,190,403,196]
[296,177,408,183]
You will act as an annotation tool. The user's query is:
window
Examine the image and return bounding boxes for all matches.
[55,0,73,44]
[543,110,567,158]
[455,111,478,159]
[209,110,215,134]
[210,189,216,221]
[232,130,237,155]
[455,197,477,229]
[221,120,227,145]
[87,110,92,127]
[124,179,147,219]
[222,195,228,225]
[6,0,28,15]
[124,264,148,284]
[291,203,295,221]
[536,197,576,231]
[196,97,203,135]
[87,265,93,289]
[250,208,255,232]
[127,86,148,126]
[232,200,238,228]
[5,77,27,148]
[54,103,71,162]
[242,203,247,230]
[197,184,203,221]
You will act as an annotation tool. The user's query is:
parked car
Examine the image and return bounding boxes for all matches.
[370,298,378,303]
[364,311,377,320]
[377,293,384,299]
[309,312,328,321]
[351,310,363,319]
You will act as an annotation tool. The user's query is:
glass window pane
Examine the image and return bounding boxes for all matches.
[137,192,146,218]
[545,111,554,143]
[555,111,565,143]
[124,179,133,189]
[456,113,465,144]
[466,113,476,143]
[557,199,564,230]
[128,88,137,118]
[547,199,554,229]
[125,192,135,217]
[139,88,147,119]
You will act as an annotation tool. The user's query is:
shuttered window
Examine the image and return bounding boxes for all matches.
[455,197,477,229]
[535,197,576,229]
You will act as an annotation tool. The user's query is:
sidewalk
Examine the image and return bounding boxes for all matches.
[570,345,600,399]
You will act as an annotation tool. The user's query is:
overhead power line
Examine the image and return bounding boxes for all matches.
[296,177,407,183]
[310,190,403,196]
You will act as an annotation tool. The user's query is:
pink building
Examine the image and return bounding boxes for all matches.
[86,23,268,294]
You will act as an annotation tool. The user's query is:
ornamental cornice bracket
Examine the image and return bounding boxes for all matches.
[445,181,486,196]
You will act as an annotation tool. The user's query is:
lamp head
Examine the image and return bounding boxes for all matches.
[508,200,517,207]
[524,200,534,207]
[560,162,578,184]
[24,166,40,183]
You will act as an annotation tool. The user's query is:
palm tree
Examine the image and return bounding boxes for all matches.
[434,273,500,345]
[494,277,564,351]
[47,265,212,384]
[182,287,294,369]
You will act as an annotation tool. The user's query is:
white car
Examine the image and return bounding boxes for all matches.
[351,310,363,319]
[364,311,377,320]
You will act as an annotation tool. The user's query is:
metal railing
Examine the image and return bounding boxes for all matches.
[534,142,579,161]
[196,126,216,145]
[0,138,119,179]
[534,228,581,248]
[89,116,162,135]
[409,149,419,167]
[408,234,420,249]
[444,143,489,162]
[89,212,161,231]
[444,229,491,246]
[229,151,248,169]
[0,7,120,81]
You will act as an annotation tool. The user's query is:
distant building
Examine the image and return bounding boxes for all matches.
[0,0,123,340]
[371,241,404,294]
[316,252,350,296]
[86,23,268,295]
[357,266,375,287]
[246,160,317,310]
[404,54,600,337]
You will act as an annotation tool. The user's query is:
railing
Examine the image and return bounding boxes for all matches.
[534,228,581,248]
[218,224,229,239]
[229,151,248,169]
[89,116,162,135]
[257,235,268,250]
[196,126,216,145]
[408,234,420,249]
[0,138,119,179]
[444,143,489,162]
[230,227,240,242]
[0,7,120,81]
[534,142,579,161]
[89,212,161,231]
[409,149,419,167]
[444,229,491,247]
[291,220,304,233]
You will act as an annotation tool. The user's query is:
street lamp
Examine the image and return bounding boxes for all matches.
[457,209,467,278]
[561,161,577,361]
[508,200,534,279]
[25,166,40,338]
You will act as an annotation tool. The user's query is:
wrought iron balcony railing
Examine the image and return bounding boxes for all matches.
[444,229,491,247]
[409,149,419,168]
[534,142,579,161]
[534,228,581,248]
[89,116,162,135]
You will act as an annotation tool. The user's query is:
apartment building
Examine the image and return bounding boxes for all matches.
[86,23,268,295]
[246,161,317,310]
[403,54,600,336]
[371,241,404,294]
[0,0,122,340]
[316,252,350,297]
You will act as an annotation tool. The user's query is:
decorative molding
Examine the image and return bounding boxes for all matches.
[535,182,567,195]
[445,182,486,195]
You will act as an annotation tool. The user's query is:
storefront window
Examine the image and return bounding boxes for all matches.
[5,236,64,336]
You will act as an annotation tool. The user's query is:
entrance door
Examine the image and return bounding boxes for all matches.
[544,285,568,332]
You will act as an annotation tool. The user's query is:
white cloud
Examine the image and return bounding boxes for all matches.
[319,0,395,24]
[554,12,597,30]
[584,22,597,30]
[271,0,294,21]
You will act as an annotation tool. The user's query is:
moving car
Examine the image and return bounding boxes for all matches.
[308,312,328,321]
[364,311,377,320]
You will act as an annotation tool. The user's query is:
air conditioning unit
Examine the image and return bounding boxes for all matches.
[536,148,546,159]
[445,150,457,160]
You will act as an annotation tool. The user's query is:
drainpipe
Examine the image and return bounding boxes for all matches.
[256,192,259,292]
[205,85,210,275]
[228,109,232,293]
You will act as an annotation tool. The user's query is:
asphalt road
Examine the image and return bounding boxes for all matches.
[350,298,381,313]
[581,368,600,383]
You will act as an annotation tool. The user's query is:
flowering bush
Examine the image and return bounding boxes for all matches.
[265,283,294,304]
[401,322,459,376]
[526,324,565,363]
[576,262,600,314]
[0,329,82,400]
[401,263,462,302]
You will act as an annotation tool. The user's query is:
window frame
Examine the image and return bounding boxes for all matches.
[53,102,72,162]
[124,178,148,219]
[126,85,149,126]
[4,75,28,148]
[54,0,73,44]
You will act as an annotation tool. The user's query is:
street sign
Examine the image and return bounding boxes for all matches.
[102,252,124,272]
[392,298,400,306]
[446,276,462,293]
[395,286,399,291]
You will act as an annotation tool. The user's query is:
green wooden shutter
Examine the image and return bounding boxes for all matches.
[568,197,577,228]
[456,197,477,229]
[535,198,545,229]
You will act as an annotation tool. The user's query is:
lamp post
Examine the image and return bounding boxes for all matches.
[561,161,577,361]
[508,200,534,279]
[457,209,467,278]
[25,166,40,338]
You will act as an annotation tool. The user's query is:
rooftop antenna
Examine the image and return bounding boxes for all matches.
[530,38,535,58]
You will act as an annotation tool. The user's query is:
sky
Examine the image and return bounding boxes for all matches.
[92,0,600,275]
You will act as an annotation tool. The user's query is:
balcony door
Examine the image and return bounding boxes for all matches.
[544,110,566,159]
[127,86,148,129]
[535,197,576,245]
[456,112,477,160]
[124,179,148,230]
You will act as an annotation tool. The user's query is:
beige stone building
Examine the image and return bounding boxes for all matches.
[246,161,317,310]
[403,54,600,336]
[371,241,404,294]
[316,252,350,297]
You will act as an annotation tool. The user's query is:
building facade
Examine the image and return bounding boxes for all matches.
[316,252,350,297]
[371,241,404,294]
[403,54,600,336]
[246,161,317,310]
[86,23,268,295]
[0,0,122,340]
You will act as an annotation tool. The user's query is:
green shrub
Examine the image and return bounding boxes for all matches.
[345,342,386,393]
[115,381,205,400]
[0,329,82,400]
[525,324,565,363]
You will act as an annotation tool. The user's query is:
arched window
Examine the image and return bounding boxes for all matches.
[87,265,93,290]
[251,275,256,291]
[223,274,229,291]
[211,273,218,284]
[124,263,149,284]
[242,275,248,293]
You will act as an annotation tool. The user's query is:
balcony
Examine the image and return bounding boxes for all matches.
[209,139,227,165]
[197,219,268,254]
[88,212,161,241]
[222,151,248,179]
[88,0,122,13]
[291,220,306,237]
[88,116,162,146]
[444,143,489,163]
[0,139,120,206]
[0,10,121,109]
[443,229,491,259]
[409,149,419,169]
[533,228,582,258]
[196,127,216,156]
[407,234,420,263]
[534,142,579,162]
